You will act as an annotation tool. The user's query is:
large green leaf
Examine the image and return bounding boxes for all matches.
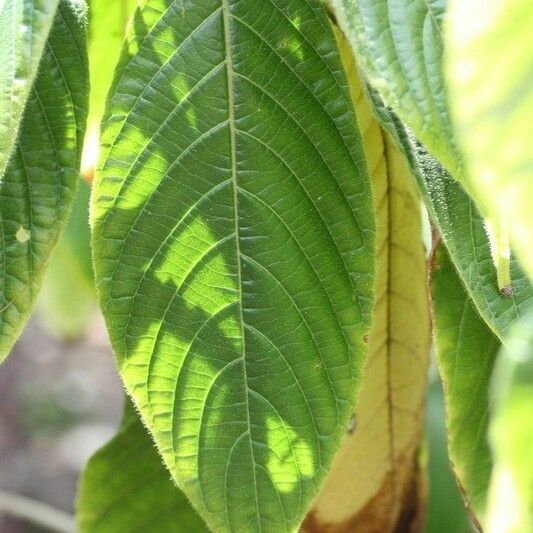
[367,90,533,342]
[92,0,375,530]
[446,0,533,282]
[0,0,60,179]
[487,312,533,533]
[0,0,89,360]
[431,244,500,525]
[327,0,465,189]
[77,399,207,532]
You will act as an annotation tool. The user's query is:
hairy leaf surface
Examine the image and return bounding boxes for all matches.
[367,92,533,342]
[303,37,430,531]
[0,0,89,360]
[0,0,59,179]
[447,0,533,282]
[92,1,375,530]
[78,399,207,533]
[432,245,500,526]
[487,311,533,533]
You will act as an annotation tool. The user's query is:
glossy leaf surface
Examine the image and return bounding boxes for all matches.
[0,0,89,360]
[92,1,375,530]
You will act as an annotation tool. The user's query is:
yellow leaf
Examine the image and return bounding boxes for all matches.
[303,27,431,532]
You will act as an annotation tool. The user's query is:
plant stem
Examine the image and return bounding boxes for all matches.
[0,490,75,533]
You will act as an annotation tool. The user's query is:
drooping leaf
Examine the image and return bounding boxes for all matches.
[0,0,89,361]
[0,0,60,179]
[77,398,207,533]
[367,90,533,342]
[37,180,95,340]
[81,0,137,180]
[91,1,375,531]
[487,312,533,533]
[303,32,430,532]
[446,0,533,282]
[327,0,466,192]
[431,244,500,526]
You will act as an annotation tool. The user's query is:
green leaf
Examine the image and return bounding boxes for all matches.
[328,0,465,189]
[487,312,533,532]
[37,180,95,340]
[77,398,208,533]
[446,0,533,282]
[367,90,533,342]
[0,0,89,361]
[431,244,500,525]
[92,1,375,530]
[0,0,60,180]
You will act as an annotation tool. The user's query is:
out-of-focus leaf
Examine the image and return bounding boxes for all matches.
[37,180,95,340]
[303,31,430,532]
[432,244,500,525]
[82,0,137,179]
[0,0,59,179]
[447,0,533,282]
[487,312,533,533]
[77,398,208,532]
[0,0,89,361]
[367,89,533,342]
[91,1,375,530]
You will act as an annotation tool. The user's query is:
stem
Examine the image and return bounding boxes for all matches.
[0,491,75,533]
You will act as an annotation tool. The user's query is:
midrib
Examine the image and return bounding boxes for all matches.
[221,0,262,530]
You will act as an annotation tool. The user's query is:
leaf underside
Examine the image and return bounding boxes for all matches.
[303,34,430,531]
[92,1,375,531]
[431,244,500,526]
[0,0,89,361]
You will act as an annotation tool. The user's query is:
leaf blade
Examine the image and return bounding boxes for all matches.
[446,0,533,282]
[303,36,430,530]
[92,1,375,530]
[431,244,500,525]
[366,90,533,341]
[0,0,60,179]
[77,399,208,533]
[0,0,89,360]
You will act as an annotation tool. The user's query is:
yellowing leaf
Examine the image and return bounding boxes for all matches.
[303,28,430,532]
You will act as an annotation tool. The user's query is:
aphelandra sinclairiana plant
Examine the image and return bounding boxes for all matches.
[0,0,532,532]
